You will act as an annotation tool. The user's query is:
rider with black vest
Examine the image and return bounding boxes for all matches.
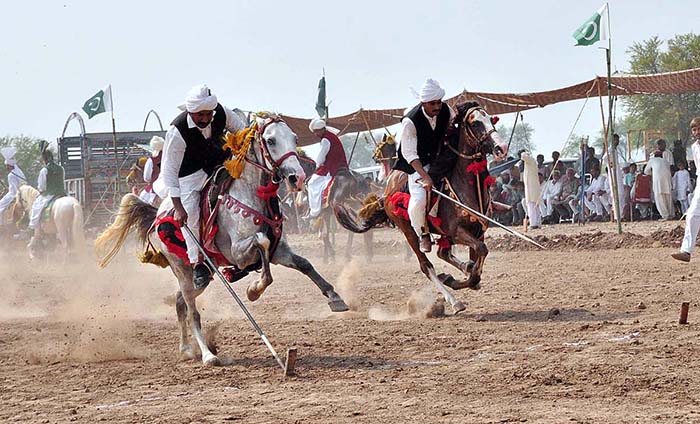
[394,79,455,253]
[153,84,246,288]
[28,141,65,244]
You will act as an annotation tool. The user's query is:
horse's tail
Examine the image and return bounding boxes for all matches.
[71,200,85,249]
[95,194,157,268]
[334,193,388,233]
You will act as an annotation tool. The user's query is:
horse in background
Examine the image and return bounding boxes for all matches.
[14,185,84,260]
[126,156,149,193]
[373,133,398,183]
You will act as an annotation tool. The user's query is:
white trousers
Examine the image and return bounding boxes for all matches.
[586,193,611,216]
[307,173,332,218]
[29,194,53,228]
[0,192,15,225]
[655,192,674,220]
[681,184,700,254]
[522,199,542,227]
[407,169,429,236]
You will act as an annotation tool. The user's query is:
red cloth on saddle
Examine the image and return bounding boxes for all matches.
[388,192,443,229]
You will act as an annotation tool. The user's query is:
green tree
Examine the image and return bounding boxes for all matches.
[496,121,536,157]
[0,135,42,189]
[340,131,382,169]
[623,33,700,144]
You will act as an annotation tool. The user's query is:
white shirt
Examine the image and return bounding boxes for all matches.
[691,141,700,173]
[143,155,158,183]
[644,157,673,195]
[315,138,331,167]
[661,150,673,167]
[586,174,608,196]
[7,166,25,195]
[398,105,456,165]
[37,167,47,193]
[673,169,691,200]
[160,106,245,197]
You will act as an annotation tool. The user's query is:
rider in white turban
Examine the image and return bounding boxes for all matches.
[178,84,219,113]
[0,146,26,226]
[418,78,446,103]
[309,118,326,132]
[140,136,166,206]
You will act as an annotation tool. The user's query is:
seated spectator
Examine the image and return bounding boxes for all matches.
[553,167,580,220]
[585,165,610,221]
[542,170,563,223]
[537,154,547,178]
[510,180,526,225]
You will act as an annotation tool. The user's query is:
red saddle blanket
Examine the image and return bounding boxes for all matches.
[387,192,450,249]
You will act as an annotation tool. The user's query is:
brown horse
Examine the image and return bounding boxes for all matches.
[316,169,374,263]
[335,102,507,313]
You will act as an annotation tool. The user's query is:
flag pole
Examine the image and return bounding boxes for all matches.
[109,86,120,202]
[604,3,623,234]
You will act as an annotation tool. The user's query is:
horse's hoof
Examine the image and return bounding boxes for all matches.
[246,282,267,302]
[328,299,350,312]
[179,347,196,361]
[203,353,221,367]
[452,301,467,315]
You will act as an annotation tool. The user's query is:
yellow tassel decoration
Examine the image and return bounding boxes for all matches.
[222,123,257,179]
[358,193,382,220]
[138,249,170,268]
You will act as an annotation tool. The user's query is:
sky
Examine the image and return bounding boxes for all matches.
[2,0,698,158]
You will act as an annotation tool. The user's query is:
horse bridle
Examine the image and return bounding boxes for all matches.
[444,106,498,160]
[246,116,299,184]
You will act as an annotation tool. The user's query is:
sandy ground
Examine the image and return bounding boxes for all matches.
[1,220,700,423]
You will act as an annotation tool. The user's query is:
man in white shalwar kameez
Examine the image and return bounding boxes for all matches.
[521,151,542,229]
[585,165,610,220]
[139,136,164,206]
[0,147,26,227]
[672,117,700,262]
[153,84,245,288]
[644,151,674,220]
[602,134,627,221]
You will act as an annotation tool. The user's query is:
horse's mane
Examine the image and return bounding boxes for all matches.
[454,101,480,126]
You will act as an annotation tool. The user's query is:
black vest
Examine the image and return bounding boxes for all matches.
[172,103,227,177]
[394,103,450,174]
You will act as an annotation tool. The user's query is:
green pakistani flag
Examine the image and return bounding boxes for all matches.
[573,3,608,46]
[82,85,113,119]
[315,76,326,118]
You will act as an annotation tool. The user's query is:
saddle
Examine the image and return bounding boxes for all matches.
[151,166,284,282]
[41,194,65,222]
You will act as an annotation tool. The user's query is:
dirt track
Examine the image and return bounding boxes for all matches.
[1,220,700,423]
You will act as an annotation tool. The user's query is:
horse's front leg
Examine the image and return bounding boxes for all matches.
[436,246,475,282]
[272,242,349,312]
[444,226,488,290]
[231,232,273,302]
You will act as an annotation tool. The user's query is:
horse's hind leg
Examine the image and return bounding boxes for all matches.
[175,291,195,360]
[172,262,219,366]
[272,243,349,312]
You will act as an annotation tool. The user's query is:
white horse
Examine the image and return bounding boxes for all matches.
[96,113,349,366]
[14,185,85,259]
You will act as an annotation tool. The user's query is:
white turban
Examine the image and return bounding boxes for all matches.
[309,118,326,132]
[150,136,165,154]
[178,84,218,113]
[419,78,445,103]
[1,147,17,166]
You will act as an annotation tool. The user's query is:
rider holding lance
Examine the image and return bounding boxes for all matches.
[306,118,349,219]
[153,84,246,288]
[394,79,455,253]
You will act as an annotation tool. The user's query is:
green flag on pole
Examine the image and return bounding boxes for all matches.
[82,85,113,119]
[572,3,608,46]
[315,76,326,118]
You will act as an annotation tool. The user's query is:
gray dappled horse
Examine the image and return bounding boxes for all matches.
[96,113,349,366]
